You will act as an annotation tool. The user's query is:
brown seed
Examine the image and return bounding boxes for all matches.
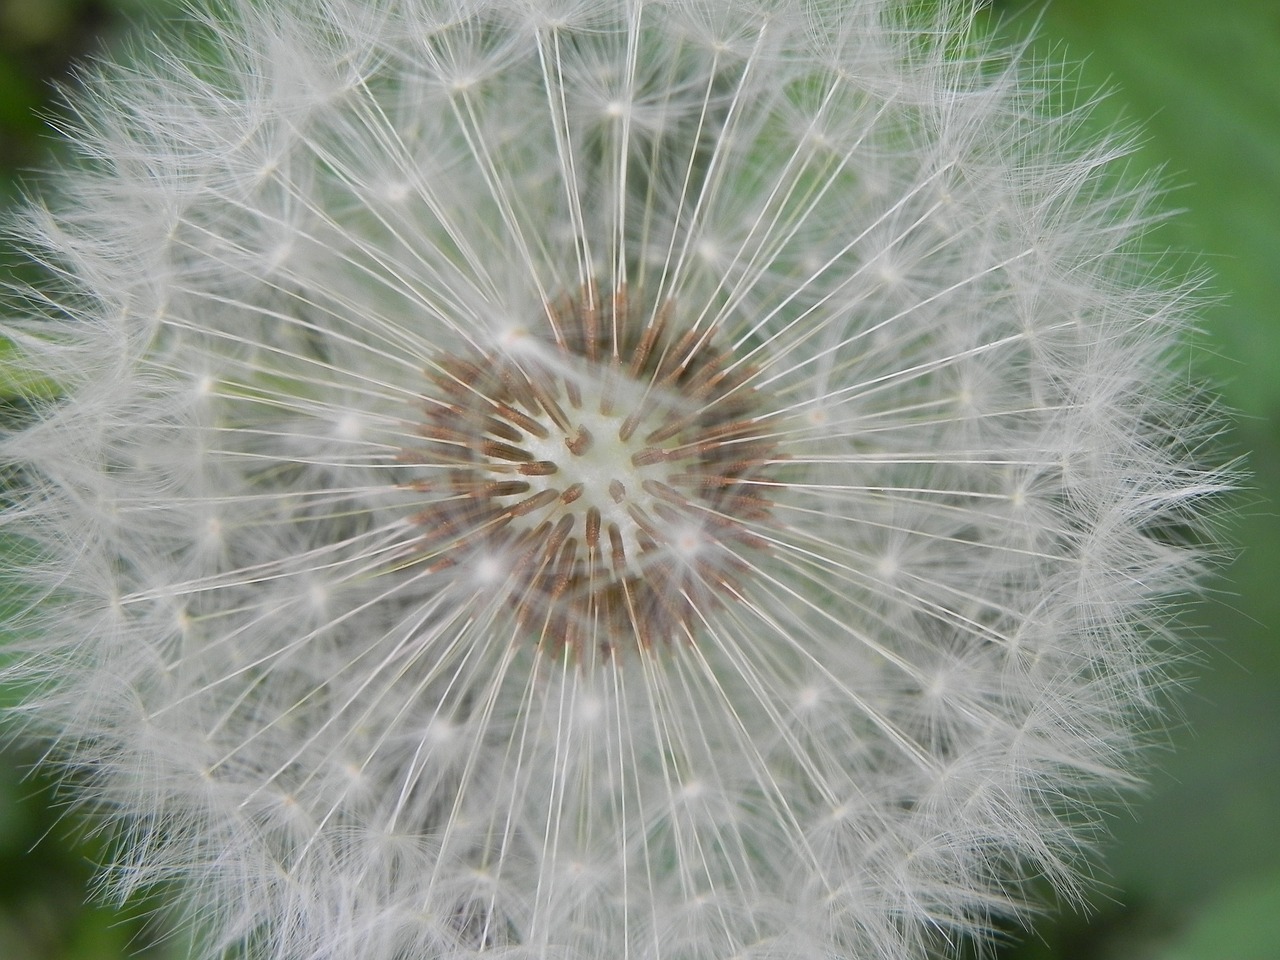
[402,279,779,660]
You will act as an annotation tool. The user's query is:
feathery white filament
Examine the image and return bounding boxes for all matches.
[0,2,1229,959]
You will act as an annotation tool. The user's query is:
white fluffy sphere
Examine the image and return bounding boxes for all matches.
[1,1,1230,958]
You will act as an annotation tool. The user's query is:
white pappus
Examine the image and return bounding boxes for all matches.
[0,1,1232,959]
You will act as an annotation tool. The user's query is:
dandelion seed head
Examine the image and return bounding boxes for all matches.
[407,281,776,656]
[0,0,1233,958]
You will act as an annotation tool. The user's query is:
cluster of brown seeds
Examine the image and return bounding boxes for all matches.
[403,282,777,658]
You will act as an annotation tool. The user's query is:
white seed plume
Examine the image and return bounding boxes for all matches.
[1,1,1230,958]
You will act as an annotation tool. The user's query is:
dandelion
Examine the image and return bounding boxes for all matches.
[1,0,1230,958]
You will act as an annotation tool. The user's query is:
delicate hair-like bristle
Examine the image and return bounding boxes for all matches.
[1,2,1233,959]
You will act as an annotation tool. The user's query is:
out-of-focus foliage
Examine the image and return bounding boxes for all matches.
[1,0,104,201]
[990,0,1280,957]
[1,0,1276,957]
[0,746,183,960]
[1158,871,1280,960]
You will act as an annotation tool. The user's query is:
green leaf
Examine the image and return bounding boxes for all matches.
[0,337,61,402]
[1159,871,1280,960]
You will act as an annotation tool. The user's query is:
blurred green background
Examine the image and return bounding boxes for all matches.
[1,0,1277,957]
